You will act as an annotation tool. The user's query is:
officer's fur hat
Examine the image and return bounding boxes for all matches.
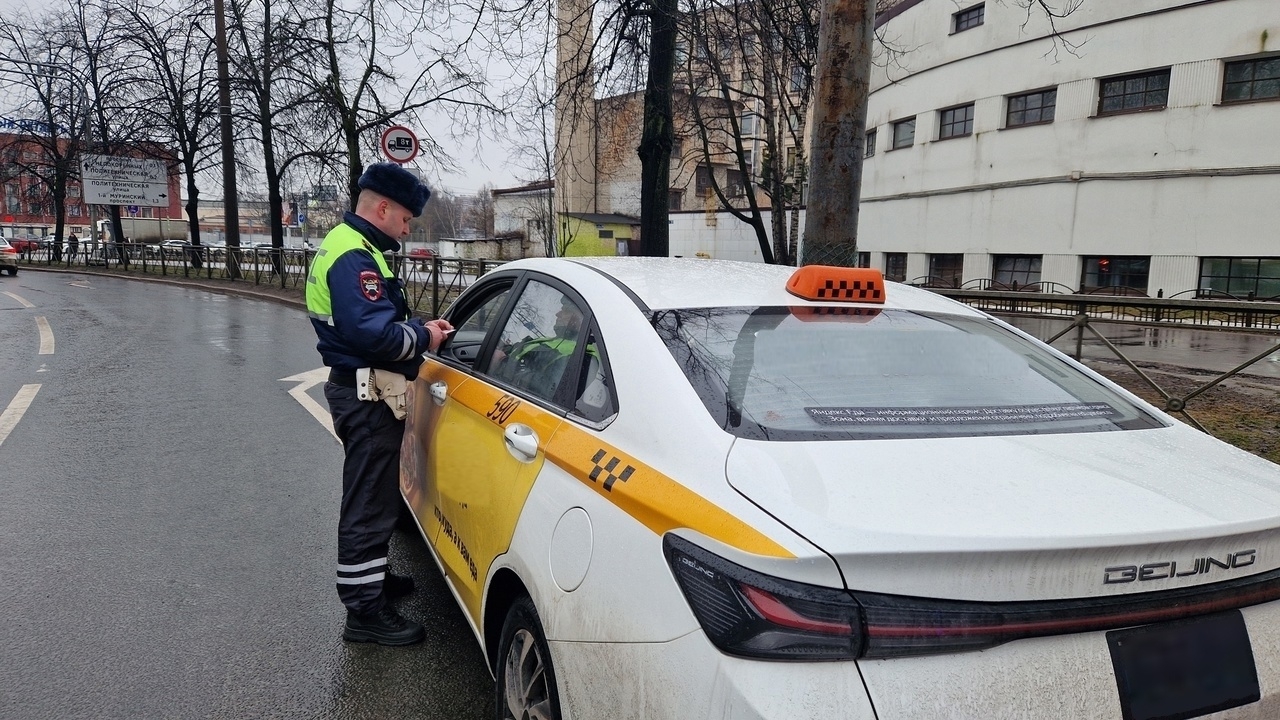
[358,163,432,217]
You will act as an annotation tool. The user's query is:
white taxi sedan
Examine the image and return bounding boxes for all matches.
[400,257,1280,720]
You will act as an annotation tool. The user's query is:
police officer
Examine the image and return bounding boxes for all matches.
[305,162,453,646]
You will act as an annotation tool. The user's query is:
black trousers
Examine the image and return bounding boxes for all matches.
[325,382,403,614]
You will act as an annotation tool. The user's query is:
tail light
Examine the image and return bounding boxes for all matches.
[663,534,862,660]
[666,534,1280,661]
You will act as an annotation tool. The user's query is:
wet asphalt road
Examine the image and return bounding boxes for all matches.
[0,271,493,719]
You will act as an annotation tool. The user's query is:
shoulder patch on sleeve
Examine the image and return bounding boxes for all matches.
[358,270,384,302]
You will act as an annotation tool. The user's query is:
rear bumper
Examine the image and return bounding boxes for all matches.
[550,631,876,720]
[860,598,1280,720]
[552,599,1280,719]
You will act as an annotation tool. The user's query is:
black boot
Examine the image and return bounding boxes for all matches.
[343,606,425,646]
[385,572,415,600]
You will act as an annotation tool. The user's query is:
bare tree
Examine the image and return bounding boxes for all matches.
[0,9,90,257]
[678,0,818,264]
[226,0,335,275]
[121,0,221,262]
[315,0,498,211]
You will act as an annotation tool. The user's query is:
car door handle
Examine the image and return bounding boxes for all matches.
[503,423,539,462]
[429,381,448,406]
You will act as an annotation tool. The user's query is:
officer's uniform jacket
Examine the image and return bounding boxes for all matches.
[306,212,429,379]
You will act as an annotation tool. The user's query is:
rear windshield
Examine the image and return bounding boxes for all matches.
[653,307,1165,441]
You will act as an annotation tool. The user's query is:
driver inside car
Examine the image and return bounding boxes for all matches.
[491,296,584,399]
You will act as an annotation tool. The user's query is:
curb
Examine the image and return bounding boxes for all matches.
[19,264,308,311]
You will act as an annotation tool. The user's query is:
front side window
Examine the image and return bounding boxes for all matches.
[938,103,974,139]
[892,117,916,149]
[1200,257,1280,299]
[1007,89,1057,127]
[488,280,585,404]
[1081,256,1150,294]
[1098,69,1170,115]
[1223,55,1280,103]
[654,307,1163,441]
[953,3,984,32]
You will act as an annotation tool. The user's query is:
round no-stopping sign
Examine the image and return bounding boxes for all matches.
[380,126,419,164]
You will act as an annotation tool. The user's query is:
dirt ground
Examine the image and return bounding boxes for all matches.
[1085,359,1280,464]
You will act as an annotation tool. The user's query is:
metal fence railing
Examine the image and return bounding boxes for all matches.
[14,242,504,317]
[932,288,1280,432]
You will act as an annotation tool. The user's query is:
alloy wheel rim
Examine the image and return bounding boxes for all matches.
[502,628,553,720]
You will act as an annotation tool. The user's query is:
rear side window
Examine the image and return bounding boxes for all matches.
[653,307,1164,441]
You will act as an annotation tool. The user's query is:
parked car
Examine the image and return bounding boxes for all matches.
[145,239,191,258]
[406,247,434,270]
[0,238,18,275]
[402,257,1280,720]
[8,236,42,254]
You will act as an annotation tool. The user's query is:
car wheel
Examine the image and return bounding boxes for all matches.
[7,267,16,276]
[496,595,561,720]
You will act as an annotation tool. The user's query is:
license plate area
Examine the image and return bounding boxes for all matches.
[1108,610,1259,720]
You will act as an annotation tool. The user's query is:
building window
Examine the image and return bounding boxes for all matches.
[598,229,614,239]
[928,254,964,287]
[69,204,82,217]
[790,64,807,94]
[1200,257,1280,299]
[892,117,915,149]
[1081,256,1150,294]
[785,147,799,176]
[857,251,870,268]
[1006,88,1057,127]
[740,113,755,135]
[668,190,683,211]
[885,252,907,282]
[742,149,754,172]
[726,169,745,197]
[938,103,974,139]
[992,254,1042,289]
[1098,69,1170,116]
[695,164,712,194]
[952,4,984,33]
[1223,55,1280,103]
[864,128,877,157]
[671,137,683,159]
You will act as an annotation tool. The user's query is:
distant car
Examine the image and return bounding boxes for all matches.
[406,247,435,270]
[8,236,41,254]
[0,238,18,275]
[146,239,191,258]
[402,257,1280,720]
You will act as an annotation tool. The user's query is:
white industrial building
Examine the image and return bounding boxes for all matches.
[673,0,1280,299]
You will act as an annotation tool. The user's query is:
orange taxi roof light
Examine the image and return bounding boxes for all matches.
[785,265,886,304]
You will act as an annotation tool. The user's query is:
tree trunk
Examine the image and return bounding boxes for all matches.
[801,0,874,267]
[184,174,204,270]
[637,0,678,258]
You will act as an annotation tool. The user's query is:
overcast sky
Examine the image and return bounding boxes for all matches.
[0,0,534,196]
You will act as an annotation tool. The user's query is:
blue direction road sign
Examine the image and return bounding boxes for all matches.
[297,213,306,225]
[127,205,139,216]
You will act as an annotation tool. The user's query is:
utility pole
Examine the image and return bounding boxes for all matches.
[212,0,241,279]
[801,0,875,267]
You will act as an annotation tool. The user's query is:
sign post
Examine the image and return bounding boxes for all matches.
[80,155,170,207]
[380,126,419,164]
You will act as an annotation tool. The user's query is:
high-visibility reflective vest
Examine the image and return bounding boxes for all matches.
[306,224,399,325]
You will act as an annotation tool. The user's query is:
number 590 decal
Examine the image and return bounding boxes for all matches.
[486,394,521,425]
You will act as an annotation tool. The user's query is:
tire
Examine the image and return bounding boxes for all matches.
[495,595,562,720]
[6,266,16,276]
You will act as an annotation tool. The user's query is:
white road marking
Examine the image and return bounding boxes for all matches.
[67,281,92,289]
[0,384,41,448]
[35,317,54,354]
[280,367,337,441]
[2,291,34,308]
